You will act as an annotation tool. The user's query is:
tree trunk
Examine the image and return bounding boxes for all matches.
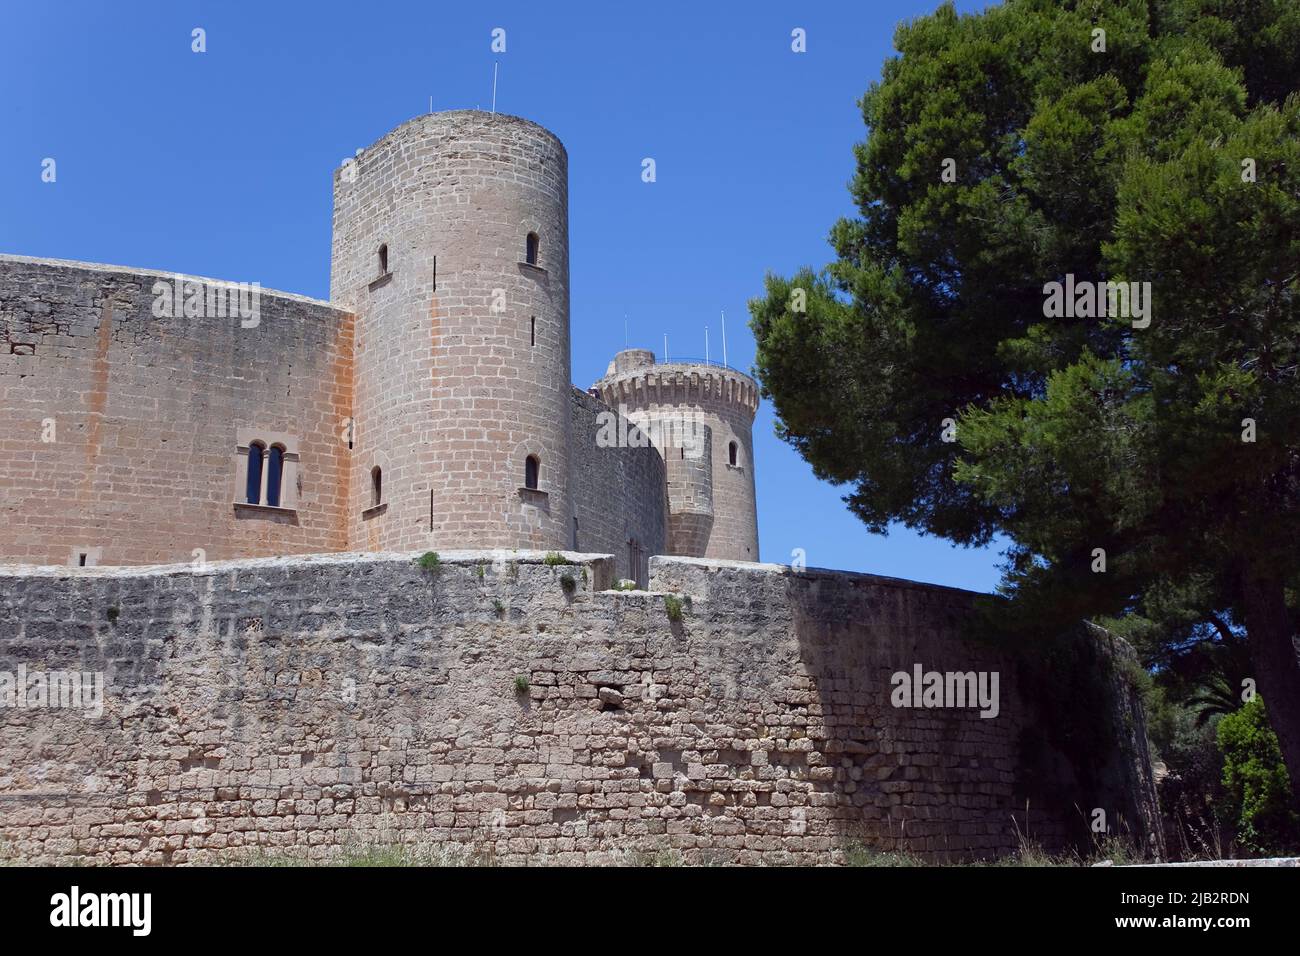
[1241,571,1300,812]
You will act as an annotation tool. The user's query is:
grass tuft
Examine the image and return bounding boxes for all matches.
[663,594,687,622]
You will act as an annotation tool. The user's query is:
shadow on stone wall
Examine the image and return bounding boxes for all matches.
[779,569,1164,861]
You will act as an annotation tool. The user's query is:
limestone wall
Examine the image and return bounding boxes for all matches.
[0,551,1161,865]
[0,256,354,567]
[568,389,667,586]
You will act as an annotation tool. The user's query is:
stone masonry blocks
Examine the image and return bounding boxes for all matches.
[0,551,1161,865]
[331,111,573,555]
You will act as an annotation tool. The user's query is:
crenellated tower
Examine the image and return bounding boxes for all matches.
[594,349,760,562]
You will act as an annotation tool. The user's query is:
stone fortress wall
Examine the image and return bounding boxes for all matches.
[0,551,1161,865]
[0,256,355,567]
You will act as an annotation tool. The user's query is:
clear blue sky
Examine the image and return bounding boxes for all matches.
[0,0,1006,591]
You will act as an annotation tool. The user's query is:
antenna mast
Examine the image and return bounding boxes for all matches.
[491,62,499,114]
[721,310,728,368]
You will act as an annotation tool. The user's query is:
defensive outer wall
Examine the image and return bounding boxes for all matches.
[0,551,1162,865]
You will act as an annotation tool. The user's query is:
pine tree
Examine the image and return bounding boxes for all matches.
[749,0,1300,803]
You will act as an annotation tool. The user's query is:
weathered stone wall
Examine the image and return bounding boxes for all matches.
[0,551,1160,865]
[568,389,667,586]
[0,256,354,567]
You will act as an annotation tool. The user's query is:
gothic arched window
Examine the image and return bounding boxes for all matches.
[266,445,285,507]
[246,442,265,504]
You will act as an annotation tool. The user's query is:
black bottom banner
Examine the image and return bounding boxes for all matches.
[0,862,1284,943]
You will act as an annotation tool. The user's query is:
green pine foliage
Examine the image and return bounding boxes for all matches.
[749,0,1300,806]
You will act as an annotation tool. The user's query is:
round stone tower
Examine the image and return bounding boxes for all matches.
[595,350,760,562]
[330,111,572,552]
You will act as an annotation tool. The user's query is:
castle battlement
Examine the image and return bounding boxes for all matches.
[595,358,760,419]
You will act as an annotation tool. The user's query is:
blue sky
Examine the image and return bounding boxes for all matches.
[0,0,1006,591]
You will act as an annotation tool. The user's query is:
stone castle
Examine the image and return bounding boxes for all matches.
[0,112,1163,865]
[0,111,759,582]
